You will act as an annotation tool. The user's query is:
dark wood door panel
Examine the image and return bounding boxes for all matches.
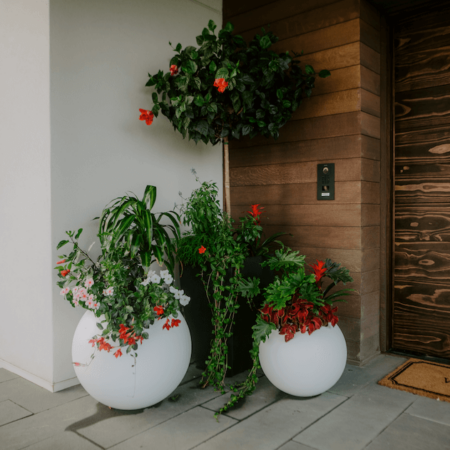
[395,178,450,204]
[393,281,450,358]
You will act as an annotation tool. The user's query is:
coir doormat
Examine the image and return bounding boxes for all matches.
[378,358,450,403]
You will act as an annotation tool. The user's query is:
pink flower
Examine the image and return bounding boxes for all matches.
[85,278,94,288]
[72,286,79,294]
[60,287,70,296]
[86,299,94,308]
[73,300,79,307]
[88,294,94,301]
[93,302,99,310]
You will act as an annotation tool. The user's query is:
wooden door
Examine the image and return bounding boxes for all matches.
[393,4,450,359]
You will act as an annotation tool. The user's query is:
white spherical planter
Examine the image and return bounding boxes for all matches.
[259,324,346,397]
[72,310,191,410]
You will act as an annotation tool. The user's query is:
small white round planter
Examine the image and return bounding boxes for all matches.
[72,310,191,410]
[259,324,346,397]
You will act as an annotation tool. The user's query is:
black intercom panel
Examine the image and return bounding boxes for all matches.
[317,163,335,201]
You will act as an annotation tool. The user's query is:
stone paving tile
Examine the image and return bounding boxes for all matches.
[202,376,285,420]
[0,400,32,426]
[180,363,203,385]
[23,431,101,450]
[278,441,318,450]
[365,413,450,450]
[0,395,99,450]
[405,396,450,426]
[79,379,225,448]
[293,383,415,450]
[328,354,407,398]
[0,376,88,413]
[195,392,347,450]
[110,406,237,450]
[0,369,18,383]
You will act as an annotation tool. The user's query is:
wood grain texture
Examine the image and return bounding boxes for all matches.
[361,135,381,160]
[361,89,381,118]
[362,246,380,272]
[362,226,380,249]
[361,66,381,96]
[295,247,363,272]
[362,181,380,204]
[360,0,381,31]
[240,0,360,43]
[360,19,381,53]
[361,112,381,139]
[362,158,380,182]
[362,204,380,226]
[223,0,275,20]
[231,181,362,206]
[314,65,361,95]
[393,5,450,359]
[361,42,381,74]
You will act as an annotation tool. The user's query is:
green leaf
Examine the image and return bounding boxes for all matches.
[194,95,205,107]
[175,43,182,52]
[209,61,217,73]
[282,100,291,108]
[242,124,252,135]
[253,316,276,345]
[75,228,83,239]
[142,185,157,210]
[238,277,261,298]
[195,120,209,136]
[182,60,197,74]
[208,20,217,32]
[260,35,272,49]
[223,22,234,33]
[196,35,204,46]
[305,65,315,75]
[143,210,153,247]
[215,67,229,79]
[96,322,104,330]
[276,89,283,100]
[319,69,331,78]
[56,240,69,250]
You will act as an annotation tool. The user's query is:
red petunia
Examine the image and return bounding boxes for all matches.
[153,305,164,316]
[198,245,206,254]
[310,260,327,283]
[88,339,98,347]
[170,65,178,76]
[171,318,181,327]
[57,259,66,264]
[163,318,171,330]
[214,78,228,93]
[114,349,123,358]
[61,269,70,277]
[127,337,136,346]
[139,108,154,125]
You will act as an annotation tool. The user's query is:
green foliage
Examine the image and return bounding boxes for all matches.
[98,186,180,275]
[261,245,306,273]
[145,20,330,144]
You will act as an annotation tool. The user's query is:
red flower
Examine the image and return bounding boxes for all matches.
[163,318,171,330]
[171,318,181,327]
[114,349,123,358]
[247,204,265,225]
[88,339,97,347]
[214,78,228,93]
[198,246,206,254]
[139,109,154,125]
[153,305,164,316]
[61,269,70,277]
[170,65,178,76]
[310,260,327,283]
[73,362,81,366]
[57,259,66,264]
[136,335,144,344]
[127,337,136,346]
[98,338,112,352]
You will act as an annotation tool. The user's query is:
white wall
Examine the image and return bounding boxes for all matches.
[0,0,222,391]
[49,0,222,388]
[0,0,54,387]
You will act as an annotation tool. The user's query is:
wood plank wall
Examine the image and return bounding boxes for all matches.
[224,0,382,364]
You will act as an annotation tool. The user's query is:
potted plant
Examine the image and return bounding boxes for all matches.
[55,186,191,410]
[176,174,285,387]
[139,19,330,213]
[216,246,354,416]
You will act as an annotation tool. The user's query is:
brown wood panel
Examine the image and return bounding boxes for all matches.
[230,112,363,150]
[362,204,380,226]
[393,6,450,359]
[296,247,363,272]
[393,281,450,358]
[230,135,363,168]
[231,181,362,206]
[314,65,361,95]
[361,291,380,319]
[360,0,381,31]
[361,66,381,96]
[361,112,381,139]
[361,181,380,204]
[232,203,362,227]
[223,0,275,19]
[291,89,360,121]
[271,19,361,57]
[362,158,380,182]
[362,226,380,249]
[360,19,381,53]
[361,42,380,74]
[362,247,380,272]
[361,135,380,160]
[261,225,362,249]
[240,0,360,44]
[228,0,338,34]
[361,89,380,118]
[230,158,362,186]
[361,269,380,295]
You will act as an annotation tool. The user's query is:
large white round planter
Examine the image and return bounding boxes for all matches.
[259,324,346,396]
[72,310,191,410]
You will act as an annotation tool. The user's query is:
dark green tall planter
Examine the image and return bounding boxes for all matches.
[180,255,274,377]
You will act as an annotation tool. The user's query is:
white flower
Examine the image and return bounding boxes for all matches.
[79,292,88,301]
[60,287,70,296]
[106,287,114,296]
[141,278,150,287]
[88,294,94,301]
[73,299,79,307]
[163,275,174,285]
[78,287,87,296]
[102,289,107,295]
[180,295,190,306]
[174,289,183,300]
[150,274,161,284]
[72,286,79,294]
[147,270,156,278]
[92,301,100,310]
[85,278,94,288]
[86,299,94,308]
[169,286,177,295]
[160,270,170,278]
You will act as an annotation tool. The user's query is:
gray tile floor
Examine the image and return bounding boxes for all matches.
[1,354,450,450]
